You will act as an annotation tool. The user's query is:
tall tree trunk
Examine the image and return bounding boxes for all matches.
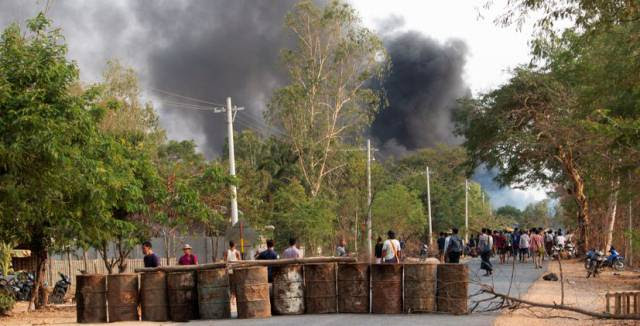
[29,246,47,310]
[605,178,620,253]
[559,149,590,254]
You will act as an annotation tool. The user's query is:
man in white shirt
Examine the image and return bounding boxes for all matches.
[282,238,302,259]
[381,230,402,263]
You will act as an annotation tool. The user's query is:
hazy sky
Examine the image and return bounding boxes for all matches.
[0,0,548,209]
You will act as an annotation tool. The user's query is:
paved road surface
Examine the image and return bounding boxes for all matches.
[173,257,548,326]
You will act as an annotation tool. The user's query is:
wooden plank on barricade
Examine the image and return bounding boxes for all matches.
[134,256,357,273]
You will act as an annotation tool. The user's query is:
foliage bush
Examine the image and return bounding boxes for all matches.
[0,292,15,315]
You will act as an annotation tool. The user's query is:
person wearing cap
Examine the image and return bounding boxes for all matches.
[178,244,198,265]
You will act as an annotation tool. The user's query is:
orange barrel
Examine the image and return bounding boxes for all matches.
[436,263,469,314]
[76,274,107,323]
[272,264,304,315]
[107,274,139,322]
[233,266,271,318]
[337,263,369,313]
[371,264,403,314]
[197,268,230,319]
[140,271,168,321]
[404,263,437,313]
[304,263,337,313]
[167,271,199,321]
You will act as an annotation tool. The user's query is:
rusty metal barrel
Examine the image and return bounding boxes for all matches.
[337,263,369,313]
[371,264,403,314]
[437,263,469,315]
[404,263,437,313]
[233,266,271,318]
[140,271,168,321]
[107,274,139,322]
[304,263,337,313]
[76,274,107,323]
[197,268,230,319]
[167,271,199,321]
[272,264,305,315]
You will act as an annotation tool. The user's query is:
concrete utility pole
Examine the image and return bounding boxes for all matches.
[367,139,373,262]
[225,97,242,225]
[426,166,433,247]
[465,179,469,244]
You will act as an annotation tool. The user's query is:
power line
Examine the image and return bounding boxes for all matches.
[149,87,226,107]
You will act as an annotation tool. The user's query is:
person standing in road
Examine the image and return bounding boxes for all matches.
[375,236,384,263]
[178,244,198,265]
[282,238,302,259]
[255,239,278,282]
[530,229,545,269]
[478,228,493,275]
[142,241,160,268]
[512,228,521,261]
[544,230,554,259]
[336,239,348,257]
[224,240,241,262]
[437,232,446,262]
[381,230,402,263]
[445,228,464,264]
[519,231,530,263]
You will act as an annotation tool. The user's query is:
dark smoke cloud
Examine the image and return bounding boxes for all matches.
[371,31,470,157]
[0,0,297,158]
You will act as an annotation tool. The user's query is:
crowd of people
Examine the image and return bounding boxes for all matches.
[140,227,570,274]
[436,227,571,276]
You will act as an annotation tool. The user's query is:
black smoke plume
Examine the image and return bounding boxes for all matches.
[0,0,298,158]
[372,31,470,157]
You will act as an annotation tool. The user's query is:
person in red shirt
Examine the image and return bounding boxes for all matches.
[495,231,507,264]
[178,244,198,265]
[530,229,545,269]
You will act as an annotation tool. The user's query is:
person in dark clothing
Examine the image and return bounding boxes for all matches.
[437,232,446,262]
[445,228,463,263]
[374,237,384,263]
[255,239,278,282]
[142,241,160,268]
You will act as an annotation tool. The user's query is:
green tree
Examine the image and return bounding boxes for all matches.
[0,13,115,306]
[267,0,388,197]
[371,184,425,242]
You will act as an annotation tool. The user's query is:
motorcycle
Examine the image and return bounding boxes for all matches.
[586,249,605,278]
[49,272,71,304]
[13,272,34,301]
[551,244,564,258]
[565,242,576,258]
[601,248,625,271]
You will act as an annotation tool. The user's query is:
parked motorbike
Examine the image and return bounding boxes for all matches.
[601,248,625,271]
[14,272,34,301]
[586,249,605,278]
[49,272,71,304]
[565,242,576,258]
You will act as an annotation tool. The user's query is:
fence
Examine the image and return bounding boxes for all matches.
[45,258,181,295]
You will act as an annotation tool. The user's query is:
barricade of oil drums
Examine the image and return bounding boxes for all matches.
[197,268,231,319]
[272,264,305,315]
[404,263,437,313]
[304,263,337,313]
[140,271,168,321]
[337,263,370,313]
[76,274,107,323]
[77,260,469,323]
[107,274,139,322]
[436,263,469,315]
[167,271,199,321]
[372,264,403,314]
[233,266,271,318]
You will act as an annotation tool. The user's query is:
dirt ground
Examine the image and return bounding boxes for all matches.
[494,259,640,326]
[0,301,75,326]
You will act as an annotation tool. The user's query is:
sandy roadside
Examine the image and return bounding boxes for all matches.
[494,259,640,326]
